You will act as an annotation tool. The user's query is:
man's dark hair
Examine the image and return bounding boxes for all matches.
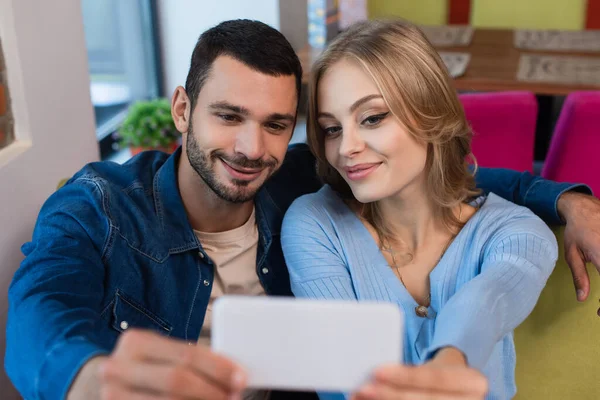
[185,19,303,112]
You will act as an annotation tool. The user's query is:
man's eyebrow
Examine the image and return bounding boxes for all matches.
[209,102,295,123]
[267,113,296,123]
[208,101,250,116]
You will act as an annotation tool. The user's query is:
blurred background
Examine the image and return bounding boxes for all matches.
[4,0,597,177]
[1,1,599,398]
[73,0,600,190]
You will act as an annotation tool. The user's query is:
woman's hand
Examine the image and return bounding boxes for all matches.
[351,348,488,400]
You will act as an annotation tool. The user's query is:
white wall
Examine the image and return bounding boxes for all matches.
[0,0,99,397]
[157,0,282,96]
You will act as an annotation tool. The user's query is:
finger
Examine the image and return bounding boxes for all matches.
[586,246,600,277]
[100,358,233,400]
[114,330,245,391]
[353,383,485,400]
[373,365,488,396]
[100,383,163,400]
[184,342,247,391]
[114,329,193,362]
[564,242,590,302]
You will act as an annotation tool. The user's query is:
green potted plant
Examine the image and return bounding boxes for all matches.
[116,98,180,155]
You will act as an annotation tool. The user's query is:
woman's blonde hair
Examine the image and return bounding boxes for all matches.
[307,19,480,241]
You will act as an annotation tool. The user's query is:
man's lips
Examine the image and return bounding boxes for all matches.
[220,158,264,180]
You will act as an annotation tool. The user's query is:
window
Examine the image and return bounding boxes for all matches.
[81,0,161,158]
[0,37,14,150]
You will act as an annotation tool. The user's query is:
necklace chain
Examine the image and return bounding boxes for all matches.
[380,205,463,316]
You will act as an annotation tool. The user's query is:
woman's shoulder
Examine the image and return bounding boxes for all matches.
[477,193,546,224]
[285,185,349,219]
[282,185,355,234]
[469,193,558,246]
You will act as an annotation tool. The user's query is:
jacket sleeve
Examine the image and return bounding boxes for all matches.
[474,167,592,225]
[6,176,113,400]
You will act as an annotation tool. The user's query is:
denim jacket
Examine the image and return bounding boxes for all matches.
[5,144,589,400]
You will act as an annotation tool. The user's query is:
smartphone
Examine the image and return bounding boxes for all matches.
[211,296,403,393]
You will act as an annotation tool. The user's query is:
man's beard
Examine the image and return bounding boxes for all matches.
[186,124,278,203]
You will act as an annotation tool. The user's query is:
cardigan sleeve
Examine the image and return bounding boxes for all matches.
[281,195,358,302]
[423,213,558,370]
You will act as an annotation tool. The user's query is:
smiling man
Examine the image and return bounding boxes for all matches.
[175,54,298,231]
[5,19,600,400]
[183,65,296,203]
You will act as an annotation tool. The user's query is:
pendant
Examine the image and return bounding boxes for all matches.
[415,305,429,318]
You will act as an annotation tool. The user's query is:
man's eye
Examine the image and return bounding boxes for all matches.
[267,123,286,131]
[218,114,239,122]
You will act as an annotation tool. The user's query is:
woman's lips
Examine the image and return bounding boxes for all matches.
[343,163,382,181]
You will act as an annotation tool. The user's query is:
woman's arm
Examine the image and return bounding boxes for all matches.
[282,196,490,400]
[281,196,357,302]
[423,211,559,370]
[476,167,600,303]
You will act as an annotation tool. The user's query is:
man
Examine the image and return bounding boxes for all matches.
[5,19,600,400]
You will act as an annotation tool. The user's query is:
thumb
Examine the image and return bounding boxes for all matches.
[564,242,590,302]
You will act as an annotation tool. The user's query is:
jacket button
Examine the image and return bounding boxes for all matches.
[261,267,269,274]
[199,252,205,259]
[120,321,129,330]
[203,279,210,286]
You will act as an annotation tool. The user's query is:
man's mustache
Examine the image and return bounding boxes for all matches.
[212,151,278,169]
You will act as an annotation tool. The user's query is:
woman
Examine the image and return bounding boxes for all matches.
[281,19,557,400]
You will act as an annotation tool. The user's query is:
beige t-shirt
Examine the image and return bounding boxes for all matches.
[194,208,269,400]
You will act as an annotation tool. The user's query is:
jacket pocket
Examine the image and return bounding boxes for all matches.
[111,289,173,336]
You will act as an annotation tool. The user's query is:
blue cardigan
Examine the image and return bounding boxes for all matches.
[281,185,558,400]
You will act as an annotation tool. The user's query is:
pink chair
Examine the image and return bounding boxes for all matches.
[459,91,538,172]
[542,91,600,195]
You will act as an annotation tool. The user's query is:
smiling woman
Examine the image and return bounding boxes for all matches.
[308,21,478,241]
[281,18,559,400]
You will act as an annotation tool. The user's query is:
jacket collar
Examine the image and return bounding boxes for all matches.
[152,147,200,253]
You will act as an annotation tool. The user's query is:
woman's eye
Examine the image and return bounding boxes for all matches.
[323,126,342,136]
[362,112,389,126]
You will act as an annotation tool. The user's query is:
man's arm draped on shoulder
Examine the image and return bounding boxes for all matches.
[286,148,600,300]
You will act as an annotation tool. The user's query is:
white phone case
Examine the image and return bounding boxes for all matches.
[211,296,403,393]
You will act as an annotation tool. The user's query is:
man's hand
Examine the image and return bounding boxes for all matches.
[68,329,246,400]
[557,192,600,302]
[350,348,488,400]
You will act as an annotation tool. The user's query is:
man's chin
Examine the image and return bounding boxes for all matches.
[215,180,263,203]
[210,163,275,202]
[219,190,258,203]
